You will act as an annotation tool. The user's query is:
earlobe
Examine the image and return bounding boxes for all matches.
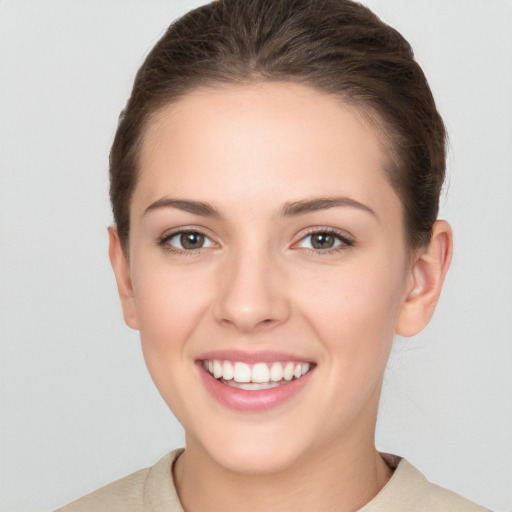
[108,226,139,330]
[396,220,453,337]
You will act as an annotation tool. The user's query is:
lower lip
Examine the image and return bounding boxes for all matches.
[198,363,314,412]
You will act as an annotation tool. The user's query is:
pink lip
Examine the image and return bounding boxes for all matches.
[197,349,311,364]
[196,359,314,412]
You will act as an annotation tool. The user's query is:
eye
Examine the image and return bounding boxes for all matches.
[160,230,216,251]
[296,230,353,251]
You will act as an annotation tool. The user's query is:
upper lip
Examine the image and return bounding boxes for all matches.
[197,349,314,364]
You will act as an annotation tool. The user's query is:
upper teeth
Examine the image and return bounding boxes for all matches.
[204,360,311,383]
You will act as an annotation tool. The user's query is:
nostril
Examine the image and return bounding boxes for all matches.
[219,317,277,331]
[259,318,278,328]
[212,278,291,332]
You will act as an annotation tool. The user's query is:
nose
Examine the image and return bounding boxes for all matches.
[212,246,291,333]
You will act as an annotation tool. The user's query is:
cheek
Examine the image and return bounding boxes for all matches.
[130,261,213,392]
[297,257,407,359]
[293,260,407,423]
[133,260,207,338]
[130,264,214,419]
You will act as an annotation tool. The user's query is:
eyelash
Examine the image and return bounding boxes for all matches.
[158,227,354,255]
[293,227,354,255]
[158,229,217,255]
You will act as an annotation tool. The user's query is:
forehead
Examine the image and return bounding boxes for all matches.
[135,82,398,216]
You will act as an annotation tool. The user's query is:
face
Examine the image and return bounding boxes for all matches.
[113,82,419,474]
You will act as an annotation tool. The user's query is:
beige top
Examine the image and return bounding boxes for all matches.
[55,449,490,512]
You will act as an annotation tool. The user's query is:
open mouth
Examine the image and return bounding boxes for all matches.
[202,359,314,390]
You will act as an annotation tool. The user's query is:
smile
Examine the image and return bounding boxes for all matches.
[202,360,312,390]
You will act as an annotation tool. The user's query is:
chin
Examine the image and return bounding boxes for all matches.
[187,418,321,476]
[209,442,302,475]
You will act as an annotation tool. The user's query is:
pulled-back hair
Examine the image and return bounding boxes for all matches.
[110,0,446,251]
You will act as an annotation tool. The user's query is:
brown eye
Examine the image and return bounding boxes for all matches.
[180,232,205,249]
[296,230,353,252]
[162,230,215,251]
[310,233,336,249]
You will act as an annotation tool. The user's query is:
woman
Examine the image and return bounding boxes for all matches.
[56,0,490,510]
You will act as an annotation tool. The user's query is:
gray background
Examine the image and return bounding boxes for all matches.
[1,1,511,510]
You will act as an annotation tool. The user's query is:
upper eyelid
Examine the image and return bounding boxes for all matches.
[157,225,354,248]
[158,227,219,250]
[294,226,354,242]
[159,225,216,240]
[291,228,355,253]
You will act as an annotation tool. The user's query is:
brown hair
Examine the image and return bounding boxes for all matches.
[110,0,446,251]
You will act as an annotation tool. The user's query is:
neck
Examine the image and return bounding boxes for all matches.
[174,431,392,512]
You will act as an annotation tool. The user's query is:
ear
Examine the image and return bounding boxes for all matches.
[108,226,139,330]
[396,220,453,337]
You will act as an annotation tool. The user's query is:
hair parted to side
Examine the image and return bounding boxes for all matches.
[110,0,446,252]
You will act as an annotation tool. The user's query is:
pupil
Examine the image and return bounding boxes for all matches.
[312,233,334,249]
[181,232,204,249]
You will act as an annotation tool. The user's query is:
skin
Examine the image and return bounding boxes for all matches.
[109,82,452,512]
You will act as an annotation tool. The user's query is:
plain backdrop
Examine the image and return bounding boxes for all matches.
[1,1,511,511]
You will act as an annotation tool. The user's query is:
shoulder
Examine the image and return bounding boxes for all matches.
[54,466,151,512]
[54,449,184,512]
[361,454,491,512]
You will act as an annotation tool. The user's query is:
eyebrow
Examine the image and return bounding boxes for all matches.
[143,196,375,219]
[281,197,376,217]
[143,198,222,218]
